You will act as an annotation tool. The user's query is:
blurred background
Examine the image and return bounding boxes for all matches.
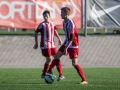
[0,0,120,68]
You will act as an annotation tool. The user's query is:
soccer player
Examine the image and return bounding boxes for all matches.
[48,7,88,84]
[33,10,62,78]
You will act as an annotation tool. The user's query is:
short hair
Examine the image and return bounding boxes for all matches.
[42,10,50,16]
[61,7,71,15]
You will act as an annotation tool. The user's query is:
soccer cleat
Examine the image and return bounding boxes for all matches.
[79,81,88,84]
[57,75,65,81]
[41,74,45,79]
[47,70,53,74]
[52,74,56,78]
[48,70,56,78]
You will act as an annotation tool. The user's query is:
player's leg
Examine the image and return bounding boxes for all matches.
[69,48,88,84]
[41,56,52,78]
[49,45,65,81]
[48,46,64,73]
[72,58,87,84]
[47,48,59,73]
[49,51,63,75]
[54,51,65,81]
[41,48,52,78]
[55,51,65,80]
[48,51,65,81]
[46,48,57,78]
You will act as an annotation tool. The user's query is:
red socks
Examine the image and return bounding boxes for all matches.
[74,65,86,81]
[56,59,63,76]
[49,59,63,76]
[49,60,56,71]
[43,63,50,75]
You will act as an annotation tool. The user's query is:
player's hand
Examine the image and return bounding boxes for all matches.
[33,44,38,49]
[58,39,62,45]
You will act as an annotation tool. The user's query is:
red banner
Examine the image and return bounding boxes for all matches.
[0,0,82,29]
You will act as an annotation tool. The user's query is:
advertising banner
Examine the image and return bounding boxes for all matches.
[87,0,120,27]
[0,0,82,29]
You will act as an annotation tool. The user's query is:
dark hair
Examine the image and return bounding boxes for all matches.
[61,7,71,15]
[42,10,50,16]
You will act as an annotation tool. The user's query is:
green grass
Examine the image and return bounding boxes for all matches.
[0,29,114,35]
[0,68,120,90]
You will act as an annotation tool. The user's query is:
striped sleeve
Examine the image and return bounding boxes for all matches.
[52,22,57,31]
[35,23,43,33]
[69,20,75,34]
[54,26,57,31]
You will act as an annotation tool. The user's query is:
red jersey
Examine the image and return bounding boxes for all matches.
[35,21,56,49]
[63,19,79,48]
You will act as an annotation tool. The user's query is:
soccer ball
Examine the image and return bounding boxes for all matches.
[44,74,55,84]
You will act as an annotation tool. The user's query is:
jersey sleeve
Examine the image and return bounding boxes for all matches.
[69,20,75,34]
[35,23,43,33]
[54,26,57,31]
[52,22,57,31]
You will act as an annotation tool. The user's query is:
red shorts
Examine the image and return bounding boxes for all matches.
[58,45,79,59]
[41,48,57,57]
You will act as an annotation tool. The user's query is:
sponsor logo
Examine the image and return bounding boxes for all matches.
[90,4,120,19]
[90,4,120,26]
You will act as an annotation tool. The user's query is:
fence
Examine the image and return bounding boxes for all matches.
[0,35,120,68]
[0,0,120,68]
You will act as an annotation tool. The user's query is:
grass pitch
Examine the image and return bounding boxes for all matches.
[0,28,114,35]
[0,68,120,90]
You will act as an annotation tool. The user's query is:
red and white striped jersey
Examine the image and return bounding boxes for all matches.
[35,21,56,49]
[63,19,79,48]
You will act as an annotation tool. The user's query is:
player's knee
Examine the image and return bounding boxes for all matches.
[72,63,75,67]
[54,51,63,59]
[72,63,77,66]
[46,57,52,64]
[46,59,51,64]
[54,55,58,59]
[47,59,52,62]
[54,54,60,59]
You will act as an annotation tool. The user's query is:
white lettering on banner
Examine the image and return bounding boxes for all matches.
[12,2,25,19]
[50,2,76,19]
[36,2,61,19]
[35,2,76,19]
[36,2,52,19]
[0,1,77,19]
[0,1,11,19]
[27,2,34,19]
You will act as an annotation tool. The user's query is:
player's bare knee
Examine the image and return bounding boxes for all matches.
[47,59,52,62]
[46,59,51,64]
[45,57,52,64]
[72,63,77,66]
[72,60,78,66]
[54,54,60,59]
[54,56,59,59]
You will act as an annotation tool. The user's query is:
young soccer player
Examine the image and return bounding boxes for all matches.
[33,10,62,78]
[48,7,88,84]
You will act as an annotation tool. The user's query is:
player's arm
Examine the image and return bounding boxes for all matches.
[66,34,74,48]
[63,21,74,55]
[54,30,62,45]
[33,29,38,49]
[54,26,62,45]
[33,23,42,49]
[63,34,74,55]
